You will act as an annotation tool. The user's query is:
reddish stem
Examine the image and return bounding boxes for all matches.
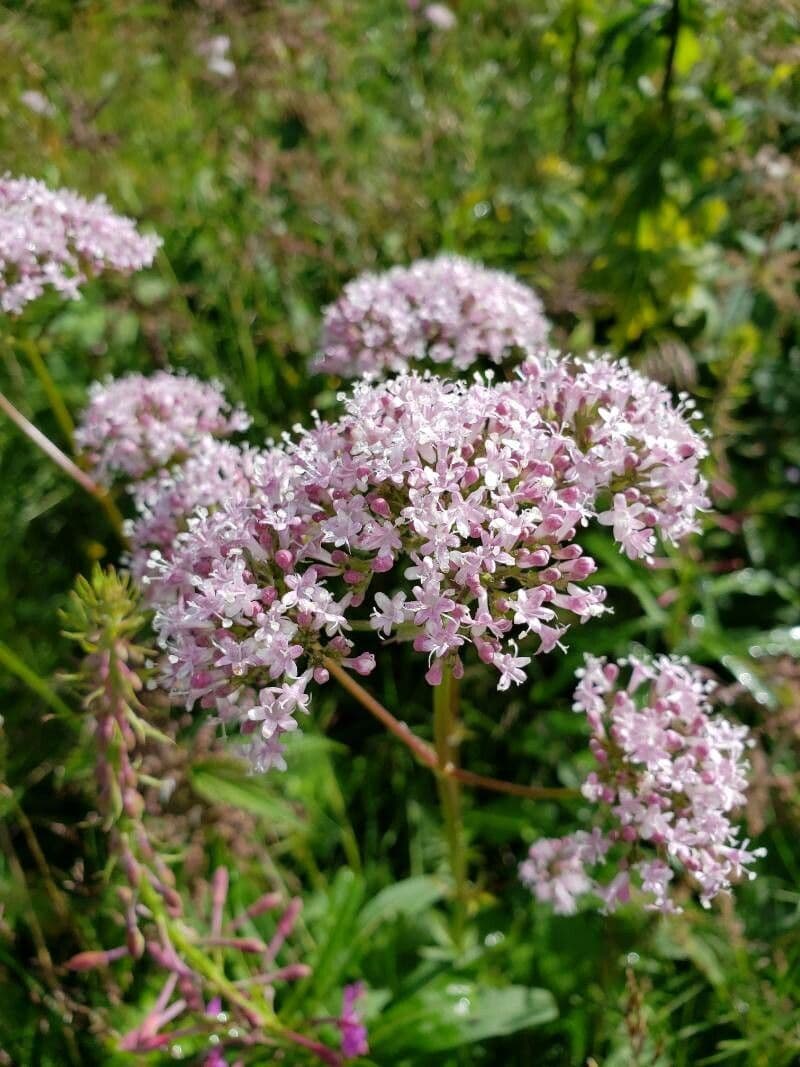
[323,657,438,768]
[324,657,577,802]
[0,389,127,540]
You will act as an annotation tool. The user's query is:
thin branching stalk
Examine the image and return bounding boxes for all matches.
[661,0,681,116]
[0,786,71,924]
[0,821,81,1064]
[323,657,438,768]
[443,766,579,801]
[17,336,76,449]
[0,390,127,541]
[324,657,578,803]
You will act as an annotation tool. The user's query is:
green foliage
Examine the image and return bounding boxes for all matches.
[1,1,799,1064]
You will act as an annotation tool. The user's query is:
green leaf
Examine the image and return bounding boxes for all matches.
[189,758,306,831]
[358,876,446,935]
[307,869,365,999]
[370,980,557,1055]
[674,28,702,76]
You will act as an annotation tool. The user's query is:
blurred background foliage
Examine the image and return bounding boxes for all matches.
[0,0,799,1064]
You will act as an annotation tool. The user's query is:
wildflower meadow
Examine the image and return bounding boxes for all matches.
[1,2,799,1065]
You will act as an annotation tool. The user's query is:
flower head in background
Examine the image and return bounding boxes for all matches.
[127,438,261,582]
[424,4,457,31]
[149,353,708,771]
[317,254,549,378]
[0,174,160,314]
[520,654,764,914]
[76,370,250,484]
[20,90,57,118]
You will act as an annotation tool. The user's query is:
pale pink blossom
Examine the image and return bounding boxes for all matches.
[0,174,159,314]
[149,356,708,771]
[317,254,549,377]
[76,371,250,483]
[521,655,764,913]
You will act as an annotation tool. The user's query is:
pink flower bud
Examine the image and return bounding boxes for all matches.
[66,945,128,971]
[369,497,391,518]
[275,549,293,572]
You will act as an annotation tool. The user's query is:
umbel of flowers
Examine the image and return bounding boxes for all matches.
[316,253,550,377]
[76,370,251,484]
[0,174,160,314]
[520,655,765,914]
[144,351,709,773]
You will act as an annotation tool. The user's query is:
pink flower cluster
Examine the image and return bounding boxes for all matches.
[128,438,259,582]
[0,174,160,314]
[147,354,708,771]
[520,655,765,914]
[316,254,549,378]
[76,371,250,483]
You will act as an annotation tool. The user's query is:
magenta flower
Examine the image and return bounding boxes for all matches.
[338,983,369,1059]
[0,174,160,314]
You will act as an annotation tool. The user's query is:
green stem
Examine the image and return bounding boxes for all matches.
[230,286,260,401]
[138,875,278,1031]
[433,666,468,947]
[0,786,71,924]
[0,640,72,718]
[18,337,76,450]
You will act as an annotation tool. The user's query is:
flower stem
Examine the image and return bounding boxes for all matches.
[446,766,579,801]
[322,657,438,768]
[433,666,468,947]
[18,337,76,450]
[325,659,577,802]
[0,389,127,543]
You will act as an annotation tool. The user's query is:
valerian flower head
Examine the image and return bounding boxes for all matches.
[127,439,262,582]
[520,654,764,914]
[76,371,250,484]
[0,174,160,314]
[148,353,708,771]
[316,254,549,378]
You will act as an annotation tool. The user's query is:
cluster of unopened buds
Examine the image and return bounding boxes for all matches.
[68,867,367,1065]
[61,568,367,1064]
[69,869,367,1065]
[519,654,765,913]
